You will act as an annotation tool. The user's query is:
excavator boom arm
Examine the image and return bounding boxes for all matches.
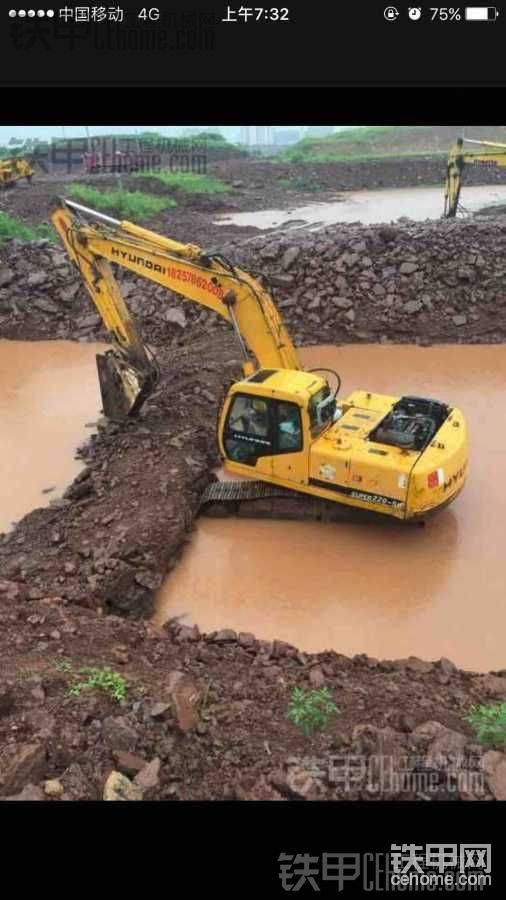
[52,198,301,419]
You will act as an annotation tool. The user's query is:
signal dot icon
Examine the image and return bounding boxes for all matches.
[8,7,55,15]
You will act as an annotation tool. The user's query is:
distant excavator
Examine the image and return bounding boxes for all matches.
[51,197,468,523]
[0,157,34,189]
[444,136,506,217]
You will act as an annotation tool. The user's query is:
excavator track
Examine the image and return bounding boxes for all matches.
[199,479,391,524]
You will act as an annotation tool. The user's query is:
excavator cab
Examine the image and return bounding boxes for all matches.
[218,369,333,478]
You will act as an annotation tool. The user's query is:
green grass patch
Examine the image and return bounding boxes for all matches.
[295,149,446,164]
[134,170,230,194]
[68,183,176,219]
[287,686,339,738]
[56,660,128,703]
[277,126,450,164]
[0,211,55,245]
[319,125,432,145]
[465,702,506,749]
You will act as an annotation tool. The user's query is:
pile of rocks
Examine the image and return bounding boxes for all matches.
[220,216,506,344]
[2,216,506,347]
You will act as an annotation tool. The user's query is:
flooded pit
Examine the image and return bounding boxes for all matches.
[215,184,506,231]
[0,340,105,533]
[155,344,506,672]
[2,337,505,670]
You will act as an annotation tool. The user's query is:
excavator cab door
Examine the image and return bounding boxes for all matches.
[222,393,274,478]
[222,391,307,487]
[271,400,307,485]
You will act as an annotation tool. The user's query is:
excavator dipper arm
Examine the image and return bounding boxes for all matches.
[444,139,506,218]
[52,198,301,420]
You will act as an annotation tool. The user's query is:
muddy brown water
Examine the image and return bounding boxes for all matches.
[2,339,505,670]
[0,340,105,533]
[215,184,506,231]
[155,345,506,672]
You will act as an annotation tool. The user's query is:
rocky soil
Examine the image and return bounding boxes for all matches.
[1,606,506,801]
[0,334,242,616]
[211,155,506,193]
[2,201,506,800]
[3,216,506,347]
[219,216,506,344]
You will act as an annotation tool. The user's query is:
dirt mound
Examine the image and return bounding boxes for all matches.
[0,335,242,616]
[290,125,506,159]
[212,155,506,193]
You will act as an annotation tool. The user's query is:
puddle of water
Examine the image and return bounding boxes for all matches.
[214,184,506,231]
[0,340,106,533]
[155,344,506,671]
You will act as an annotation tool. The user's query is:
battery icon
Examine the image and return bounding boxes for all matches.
[465,6,499,19]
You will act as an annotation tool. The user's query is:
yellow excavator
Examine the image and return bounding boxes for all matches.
[0,157,34,189]
[444,137,506,217]
[51,198,468,522]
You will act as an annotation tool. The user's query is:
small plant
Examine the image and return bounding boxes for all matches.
[465,702,506,749]
[287,686,339,738]
[64,665,128,703]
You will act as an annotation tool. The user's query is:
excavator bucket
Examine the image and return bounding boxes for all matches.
[96,350,153,421]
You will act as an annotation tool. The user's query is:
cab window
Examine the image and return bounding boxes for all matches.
[224,394,273,465]
[308,386,332,436]
[276,402,302,453]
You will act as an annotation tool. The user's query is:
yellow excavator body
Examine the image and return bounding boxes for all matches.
[51,198,469,522]
[217,374,467,521]
[0,157,34,188]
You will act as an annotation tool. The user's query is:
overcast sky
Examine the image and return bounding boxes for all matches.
[0,125,322,142]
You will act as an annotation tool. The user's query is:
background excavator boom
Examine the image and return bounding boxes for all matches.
[444,137,506,217]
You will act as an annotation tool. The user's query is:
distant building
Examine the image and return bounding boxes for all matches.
[239,126,273,146]
[255,126,273,145]
[239,126,250,145]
